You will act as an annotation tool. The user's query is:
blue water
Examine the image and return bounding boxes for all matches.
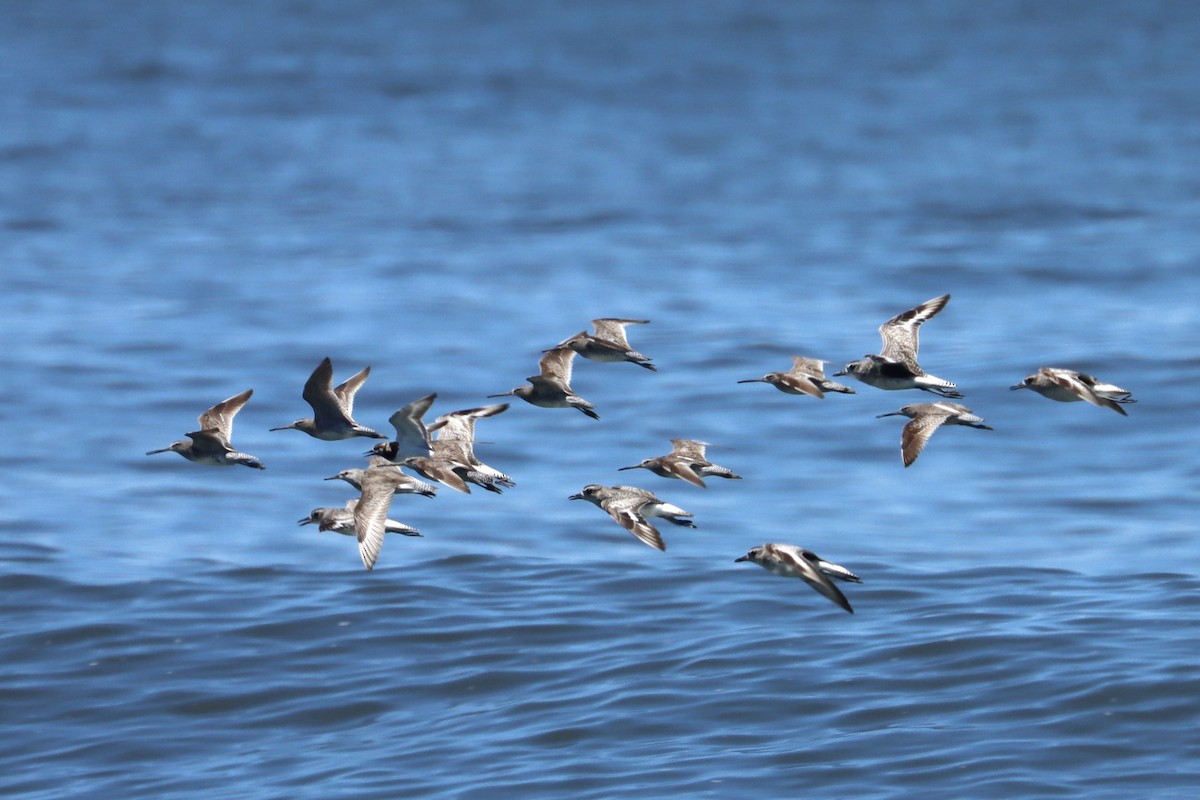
[3,1,1200,797]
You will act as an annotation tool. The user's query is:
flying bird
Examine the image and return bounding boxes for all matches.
[1010,367,1135,416]
[146,389,264,469]
[735,543,862,613]
[738,356,855,398]
[270,357,386,440]
[553,318,656,371]
[334,464,427,570]
[368,392,438,462]
[489,348,599,419]
[299,499,422,539]
[876,402,992,467]
[835,294,962,398]
[326,457,438,498]
[618,439,741,487]
[569,484,695,551]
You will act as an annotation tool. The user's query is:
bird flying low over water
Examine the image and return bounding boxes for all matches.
[1009,367,1135,416]
[835,294,963,398]
[569,484,695,551]
[427,402,508,444]
[371,403,516,495]
[299,499,422,539]
[738,356,855,399]
[326,457,438,498]
[146,389,265,469]
[270,357,387,440]
[489,347,599,419]
[618,439,741,488]
[553,318,656,371]
[320,464,427,570]
[368,392,438,462]
[735,543,861,614]
[876,402,993,467]
[428,403,515,491]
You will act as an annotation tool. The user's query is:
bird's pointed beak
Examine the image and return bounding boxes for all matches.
[486,391,513,398]
[736,378,765,384]
[568,493,584,501]
[875,411,902,418]
[1009,383,1026,390]
[616,465,638,471]
[268,424,293,432]
[323,475,339,481]
[145,446,170,455]
[734,555,750,563]
[832,369,848,377]
[298,517,314,525]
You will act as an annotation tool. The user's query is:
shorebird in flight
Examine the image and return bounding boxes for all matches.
[569,484,695,551]
[738,356,855,399]
[553,318,656,371]
[876,402,992,467]
[489,348,599,419]
[735,543,862,614]
[835,294,962,398]
[618,439,741,488]
[270,357,386,440]
[1010,367,1135,416]
[146,389,264,469]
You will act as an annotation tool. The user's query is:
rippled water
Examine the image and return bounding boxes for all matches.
[3,2,1200,797]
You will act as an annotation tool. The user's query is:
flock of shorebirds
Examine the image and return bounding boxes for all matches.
[148,295,1136,613]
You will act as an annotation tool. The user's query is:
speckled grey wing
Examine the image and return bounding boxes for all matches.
[933,402,977,419]
[601,495,666,551]
[302,357,354,428]
[669,439,710,460]
[361,459,439,496]
[590,318,649,349]
[900,411,952,467]
[432,436,476,464]
[353,471,403,570]
[878,294,950,369]
[788,356,828,379]
[610,485,660,504]
[343,497,420,537]
[535,347,577,388]
[197,389,253,441]
[387,393,437,456]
